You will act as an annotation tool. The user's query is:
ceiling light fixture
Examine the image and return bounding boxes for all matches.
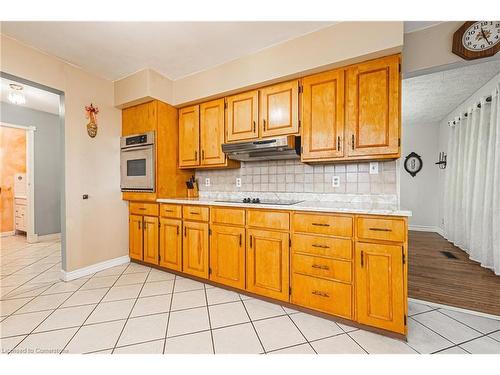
[8,83,26,105]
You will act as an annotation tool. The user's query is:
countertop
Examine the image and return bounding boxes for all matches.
[156,198,412,217]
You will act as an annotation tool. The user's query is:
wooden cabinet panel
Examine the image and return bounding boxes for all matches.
[122,101,157,136]
[292,234,352,260]
[210,207,246,226]
[129,202,159,216]
[292,273,352,319]
[183,205,209,222]
[182,221,209,279]
[143,216,159,265]
[247,210,289,231]
[355,242,405,334]
[346,55,400,157]
[200,99,226,166]
[292,212,353,237]
[160,204,182,219]
[357,216,406,242]
[301,70,345,160]
[260,81,299,137]
[179,105,200,167]
[226,90,259,142]
[246,229,289,301]
[210,224,245,289]
[129,214,143,261]
[292,253,352,283]
[159,218,182,271]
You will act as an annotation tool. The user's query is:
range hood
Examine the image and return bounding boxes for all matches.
[222,136,301,161]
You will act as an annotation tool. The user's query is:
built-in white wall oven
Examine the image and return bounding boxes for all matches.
[120,131,155,192]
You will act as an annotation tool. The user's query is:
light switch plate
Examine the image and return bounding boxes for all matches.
[369,162,379,174]
[205,178,210,187]
[236,177,242,188]
[332,176,340,187]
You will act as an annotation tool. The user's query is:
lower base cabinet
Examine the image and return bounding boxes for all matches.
[355,242,406,334]
[159,217,182,271]
[246,228,289,301]
[143,216,159,264]
[129,214,143,261]
[209,224,246,289]
[182,220,209,279]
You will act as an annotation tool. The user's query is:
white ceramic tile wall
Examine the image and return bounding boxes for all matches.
[195,159,397,198]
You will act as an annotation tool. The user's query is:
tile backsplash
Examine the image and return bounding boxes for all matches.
[195,159,398,200]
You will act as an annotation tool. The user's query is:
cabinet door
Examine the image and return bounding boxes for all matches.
[159,218,182,271]
[122,101,157,136]
[301,70,345,160]
[179,105,200,167]
[355,242,405,334]
[260,80,299,138]
[182,221,209,279]
[129,214,143,261]
[346,55,400,157]
[200,99,226,166]
[226,90,259,142]
[143,216,159,265]
[247,229,289,301]
[210,224,245,289]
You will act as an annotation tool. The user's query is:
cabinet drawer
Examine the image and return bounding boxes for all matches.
[129,202,159,216]
[211,207,245,226]
[293,253,352,283]
[292,234,352,260]
[247,210,289,230]
[160,204,182,219]
[292,273,352,319]
[293,213,353,237]
[14,198,27,206]
[183,205,209,222]
[357,216,405,242]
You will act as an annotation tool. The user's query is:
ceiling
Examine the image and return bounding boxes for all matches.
[1,77,60,115]
[403,21,443,34]
[402,60,500,127]
[1,21,335,81]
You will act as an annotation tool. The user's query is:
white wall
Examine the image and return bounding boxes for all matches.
[400,121,440,229]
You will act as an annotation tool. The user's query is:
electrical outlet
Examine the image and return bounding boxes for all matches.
[205,178,210,187]
[332,176,340,187]
[236,177,242,188]
[369,162,379,174]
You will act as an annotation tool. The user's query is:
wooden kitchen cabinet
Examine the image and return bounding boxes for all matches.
[129,214,143,261]
[301,69,345,161]
[143,216,159,264]
[210,224,246,289]
[182,220,209,279]
[200,99,226,166]
[346,55,400,158]
[260,80,299,138]
[226,90,259,142]
[355,241,406,334]
[179,105,200,167]
[159,217,182,271]
[246,228,289,301]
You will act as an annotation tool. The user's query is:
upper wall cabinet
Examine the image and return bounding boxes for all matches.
[260,80,299,138]
[179,105,200,167]
[346,55,400,158]
[301,70,345,161]
[122,101,157,136]
[226,90,259,142]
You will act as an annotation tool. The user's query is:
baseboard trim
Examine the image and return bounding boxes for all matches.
[409,297,500,321]
[408,225,444,236]
[1,231,15,237]
[60,255,130,281]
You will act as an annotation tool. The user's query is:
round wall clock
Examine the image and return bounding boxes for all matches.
[404,152,423,177]
[452,21,500,60]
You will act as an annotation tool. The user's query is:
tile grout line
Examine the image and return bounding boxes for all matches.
[238,294,267,354]
[202,283,216,354]
[407,316,454,353]
[345,331,369,354]
[161,274,177,354]
[284,313,318,354]
[436,308,494,335]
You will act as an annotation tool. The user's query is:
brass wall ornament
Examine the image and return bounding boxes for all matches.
[85,103,99,138]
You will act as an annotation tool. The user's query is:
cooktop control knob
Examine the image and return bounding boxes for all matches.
[243,197,251,203]
[252,198,260,204]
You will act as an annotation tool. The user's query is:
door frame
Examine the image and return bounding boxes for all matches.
[0,122,36,242]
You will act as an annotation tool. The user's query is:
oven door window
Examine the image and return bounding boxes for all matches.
[127,158,147,177]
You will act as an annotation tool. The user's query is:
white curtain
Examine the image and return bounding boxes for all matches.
[443,82,500,275]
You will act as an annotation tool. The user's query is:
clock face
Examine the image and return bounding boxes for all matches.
[462,21,500,51]
[404,152,423,177]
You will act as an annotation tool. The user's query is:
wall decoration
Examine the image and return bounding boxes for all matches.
[452,21,500,60]
[85,103,99,138]
[404,152,423,177]
[435,151,447,169]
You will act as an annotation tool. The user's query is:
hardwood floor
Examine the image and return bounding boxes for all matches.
[408,231,500,316]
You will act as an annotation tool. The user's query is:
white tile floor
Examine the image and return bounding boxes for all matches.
[2,234,500,354]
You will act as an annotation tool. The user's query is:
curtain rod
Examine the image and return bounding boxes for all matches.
[448,95,492,125]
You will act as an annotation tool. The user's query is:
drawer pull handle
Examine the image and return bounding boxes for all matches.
[138,208,146,210]
[369,227,392,232]
[312,264,330,270]
[312,223,330,227]
[239,233,242,247]
[249,235,253,248]
[312,244,330,249]
[190,212,200,215]
[163,209,174,213]
[312,290,329,298]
